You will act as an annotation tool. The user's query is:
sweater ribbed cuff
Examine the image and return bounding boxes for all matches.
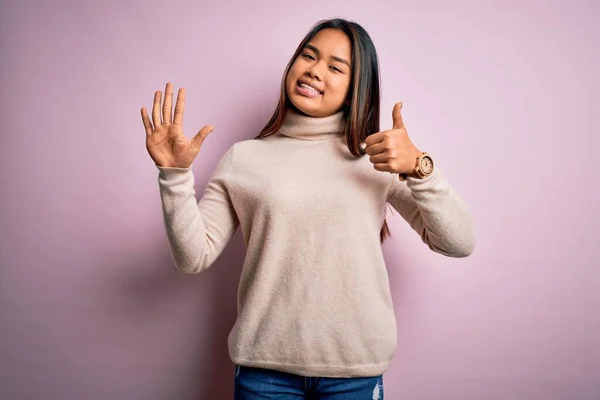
[157,166,193,182]
[405,168,441,191]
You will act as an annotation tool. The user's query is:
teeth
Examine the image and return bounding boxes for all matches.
[300,83,320,94]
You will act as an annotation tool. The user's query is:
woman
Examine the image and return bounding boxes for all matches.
[141,18,475,400]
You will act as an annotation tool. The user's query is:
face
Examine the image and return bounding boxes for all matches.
[285,28,353,118]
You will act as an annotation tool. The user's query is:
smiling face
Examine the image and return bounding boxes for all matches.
[285,28,353,118]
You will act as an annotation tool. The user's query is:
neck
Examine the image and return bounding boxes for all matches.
[278,108,345,141]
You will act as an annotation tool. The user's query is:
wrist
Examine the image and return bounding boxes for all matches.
[407,150,424,178]
[410,151,434,179]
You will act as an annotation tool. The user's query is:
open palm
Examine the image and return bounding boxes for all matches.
[141,82,214,168]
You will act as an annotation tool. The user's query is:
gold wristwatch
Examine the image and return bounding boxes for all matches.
[401,152,435,180]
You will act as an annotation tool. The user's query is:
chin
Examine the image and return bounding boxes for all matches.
[289,97,319,117]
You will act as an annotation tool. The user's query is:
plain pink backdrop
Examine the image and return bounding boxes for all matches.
[1,0,598,399]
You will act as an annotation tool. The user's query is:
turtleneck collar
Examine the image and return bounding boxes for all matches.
[278,108,345,141]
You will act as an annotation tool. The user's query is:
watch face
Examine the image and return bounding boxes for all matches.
[421,156,434,174]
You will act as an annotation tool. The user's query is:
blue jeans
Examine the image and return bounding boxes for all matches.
[234,364,384,399]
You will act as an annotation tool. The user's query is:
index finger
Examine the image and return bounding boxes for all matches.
[364,131,383,147]
[173,87,185,126]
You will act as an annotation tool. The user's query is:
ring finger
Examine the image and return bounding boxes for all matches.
[152,90,162,128]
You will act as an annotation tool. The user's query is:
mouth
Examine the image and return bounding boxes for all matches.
[296,80,323,96]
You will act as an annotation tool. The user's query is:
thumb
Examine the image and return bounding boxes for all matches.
[392,102,404,129]
[190,125,214,152]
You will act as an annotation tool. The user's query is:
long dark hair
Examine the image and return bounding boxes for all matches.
[254,18,393,243]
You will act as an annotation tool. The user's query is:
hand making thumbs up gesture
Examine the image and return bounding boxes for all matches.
[365,102,422,179]
[141,82,214,168]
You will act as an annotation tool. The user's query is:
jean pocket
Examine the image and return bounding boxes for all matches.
[235,365,241,378]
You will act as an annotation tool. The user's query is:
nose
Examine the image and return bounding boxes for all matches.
[305,61,325,81]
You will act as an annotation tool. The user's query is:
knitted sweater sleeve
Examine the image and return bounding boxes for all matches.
[385,168,476,257]
[156,145,239,274]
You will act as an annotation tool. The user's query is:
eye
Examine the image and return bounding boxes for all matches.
[302,53,315,60]
[330,66,342,72]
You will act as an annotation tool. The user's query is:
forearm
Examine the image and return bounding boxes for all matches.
[158,167,210,274]
[405,169,475,257]
[388,167,475,257]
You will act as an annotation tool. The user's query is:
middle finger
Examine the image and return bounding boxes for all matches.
[163,82,173,124]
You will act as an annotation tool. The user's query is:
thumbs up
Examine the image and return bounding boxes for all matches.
[364,101,421,177]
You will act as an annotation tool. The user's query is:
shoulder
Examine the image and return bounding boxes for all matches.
[224,137,279,171]
[230,136,282,159]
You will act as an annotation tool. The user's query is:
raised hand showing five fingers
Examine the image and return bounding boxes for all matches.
[141,82,214,168]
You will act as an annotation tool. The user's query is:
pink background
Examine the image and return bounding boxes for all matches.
[1,1,598,399]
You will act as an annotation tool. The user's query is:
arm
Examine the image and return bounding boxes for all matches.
[386,168,475,257]
[157,145,239,274]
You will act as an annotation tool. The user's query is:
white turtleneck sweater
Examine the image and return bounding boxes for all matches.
[157,109,475,378]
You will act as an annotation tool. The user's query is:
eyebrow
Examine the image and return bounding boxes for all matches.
[304,44,352,68]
